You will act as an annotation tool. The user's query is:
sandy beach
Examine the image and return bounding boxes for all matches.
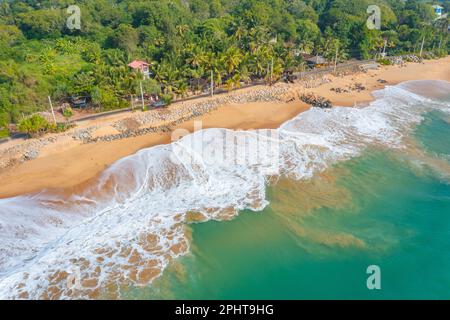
[1,56,449,199]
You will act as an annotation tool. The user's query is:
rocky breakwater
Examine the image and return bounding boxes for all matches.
[81,85,290,143]
[0,135,58,170]
[300,93,333,109]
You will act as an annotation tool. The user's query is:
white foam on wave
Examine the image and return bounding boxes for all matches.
[0,80,449,299]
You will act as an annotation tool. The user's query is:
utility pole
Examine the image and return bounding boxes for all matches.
[382,38,387,57]
[419,35,425,57]
[48,96,57,125]
[333,44,339,74]
[140,81,145,111]
[210,69,214,97]
[270,57,274,84]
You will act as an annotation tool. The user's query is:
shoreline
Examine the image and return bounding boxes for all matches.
[1,56,449,199]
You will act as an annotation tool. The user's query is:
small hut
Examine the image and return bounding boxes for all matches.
[302,54,327,68]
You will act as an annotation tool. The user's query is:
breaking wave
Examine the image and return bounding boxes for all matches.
[0,80,449,299]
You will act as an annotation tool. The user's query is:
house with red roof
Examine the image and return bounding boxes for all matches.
[128,60,151,79]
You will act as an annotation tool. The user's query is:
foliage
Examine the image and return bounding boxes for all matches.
[140,78,161,95]
[49,122,75,133]
[18,114,73,137]
[18,114,50,137]
[0,111,9,138]
[377,58,392,66]
[0,127,8,138]
[0,0,448,128]
[160,93,174,105]
[62,106,73,118]
[15,9,65,39]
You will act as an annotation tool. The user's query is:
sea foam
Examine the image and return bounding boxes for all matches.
[0,80,449,299]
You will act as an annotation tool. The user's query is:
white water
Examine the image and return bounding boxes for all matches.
[0,80,449,299]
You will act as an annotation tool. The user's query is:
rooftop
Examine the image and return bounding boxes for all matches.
[128,60,150,69]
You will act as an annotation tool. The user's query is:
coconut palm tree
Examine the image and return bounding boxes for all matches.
[221,46,243,76]
[231,20,247,44]
[433,17,449,51]
[236,64,251,84]
[418,23,436,56]
[186,46,206,69]
[176,24,189,37]
[103,49,126,67]
[175,81,189,98]
[225,78,234,93]
[155,62,180,94]
[231,73,242,90]
[202,52,224,87]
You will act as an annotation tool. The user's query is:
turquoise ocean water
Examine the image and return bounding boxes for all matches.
[124,86,450,300]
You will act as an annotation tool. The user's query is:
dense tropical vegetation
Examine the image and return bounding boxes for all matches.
[0,0,449,137]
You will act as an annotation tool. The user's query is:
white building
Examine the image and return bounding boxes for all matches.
[432,5,444,18]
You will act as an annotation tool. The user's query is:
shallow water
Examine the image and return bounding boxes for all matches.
[0,80,449,299]
[124,112,450,299]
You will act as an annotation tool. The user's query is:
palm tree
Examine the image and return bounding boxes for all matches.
[155,62,180,94]
[270,58,284,82]
[175,81,189,98]
[231,73,242,90]
[380,30,399,56]
[248,45,273,79]
[298,41,315,55]
[103,49,126,67]
[248,55,265,79]
[221,46,243,76]
[186,47,206,69]
[418,23,435,56]
[72,71,96,94]
[203,52,224,87]
[176,24,189,37]
[225,78,234,93]
[188,67,205,94]
[231,20,247,44]
[433,17,449,51]
[236,64,251,84]
[249,26,270,47]
[38,48,55,63]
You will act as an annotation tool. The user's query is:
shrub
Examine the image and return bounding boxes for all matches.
[423,52,436,60]
[0,127,9,138]
[160,93,174,105]
[0,113,9,138]
[18,114,75,137]
[140,79,161,95]
[18,114,50,137]
[48,122,75,133]
[62,106,73,118]
[434,49,448,58]
[90,87,120,110]
[377,58,391,66]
